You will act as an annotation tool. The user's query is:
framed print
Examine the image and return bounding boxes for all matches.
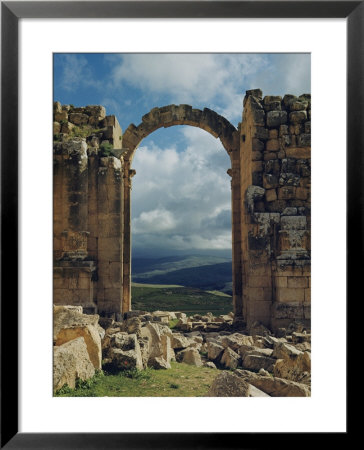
[1,1,357,448]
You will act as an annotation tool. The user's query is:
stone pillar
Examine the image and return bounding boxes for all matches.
[240,90,275,328]
[53,138,98,313]
[122,160,134,314]
[230,151,244,324]
[96,156,124,317]
[61,139,89,259]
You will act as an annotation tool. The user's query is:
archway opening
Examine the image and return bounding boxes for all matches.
[129,125,233,317]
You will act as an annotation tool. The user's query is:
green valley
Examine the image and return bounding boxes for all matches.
[131,283,233,316]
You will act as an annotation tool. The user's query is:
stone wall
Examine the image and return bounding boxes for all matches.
[239,89,311,329]
[53,91,311,331]
[53,102,125,317]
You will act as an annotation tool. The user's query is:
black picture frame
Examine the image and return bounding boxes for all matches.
[1,1,356,448]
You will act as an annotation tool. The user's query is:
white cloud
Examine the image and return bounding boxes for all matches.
[131,127,232,253]
[133,208,177,234]
[111,54,267,121]
[57,54,102,93]
[109,53,310,125]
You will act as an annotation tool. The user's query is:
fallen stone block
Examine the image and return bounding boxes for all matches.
[207,371,250,397]
[53,337,95,392]
[242,354,276,372]
[177,348,203,367]
[207,341,225,362]
[55,324,102,370]
[108,347,143,371]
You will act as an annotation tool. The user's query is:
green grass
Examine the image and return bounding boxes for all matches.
[206,290,231,298]
[169,318,179,329]
[132,282,183,288]
[131,284,232,316]
[54,362,218,397]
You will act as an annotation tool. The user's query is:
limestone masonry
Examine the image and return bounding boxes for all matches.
[53,89,311,331]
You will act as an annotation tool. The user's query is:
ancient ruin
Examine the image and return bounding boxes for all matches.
[53,89,311,331]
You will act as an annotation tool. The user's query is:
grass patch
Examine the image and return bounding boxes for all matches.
[54,362,217,397]
[169,318,179,329]
[131,284,232,316]
[131,282,183,288]
[206,290,231,298]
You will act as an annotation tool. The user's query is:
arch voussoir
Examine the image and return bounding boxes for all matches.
[122,104,239,162]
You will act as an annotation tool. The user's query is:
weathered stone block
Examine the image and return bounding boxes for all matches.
[54,110,68,122]
[61,121,75,134]
[272,302,305,319]
[54,121,61,134]
[280,134,292,147]
[86,105,106,120]
[56,324,102,370]
[282,207,297,216]
[248,287,272,302]
[265,200,287,213]
[276,287,304,303]
[253,301,272,321]
[280,216,307,230]
[245,88,263,100]
[265,189,277,202]
[297,134,311,147]
[251,172,262,186]
[282,95,297,108]
[242,354,276,372]
[248,234,270,251]
[69,113,89,126]
[289,100,309,111]
[266,110,287,128]
[264,152,278,161]
[279,173,300,186]
[54,101,62,114]
[98,237,121,261]
[249,276,272,288]
[252,108,266,126]
[221,347,241,369]
[207,371,250,397]
[265,159,280,174]
[252,151,263,161]
[264,101,281,112]
[269,129,278,139]
[277,186,296,200]
[266,139,280,151]
[274,276,287,288]
[252,138,265,151]
[279,124,289,136]
[304,288,311,303]
[296,159,310,177]
[53,337,95,392]
[287,277,309,288]
[304,305,311,319]
[289,110,307,124]
[296,187,309,200]
[252,161,263,172]
[254,127,269,140]
[289,124,303,136]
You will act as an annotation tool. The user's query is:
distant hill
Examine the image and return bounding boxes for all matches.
[132,255,232,292]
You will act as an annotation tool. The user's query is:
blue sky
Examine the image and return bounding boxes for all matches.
[54,53,310,257]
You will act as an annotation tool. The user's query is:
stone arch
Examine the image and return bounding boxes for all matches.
[122,104,240,161]
[122,104,243,324]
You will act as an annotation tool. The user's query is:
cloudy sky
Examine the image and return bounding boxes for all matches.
[53,53,310,258]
